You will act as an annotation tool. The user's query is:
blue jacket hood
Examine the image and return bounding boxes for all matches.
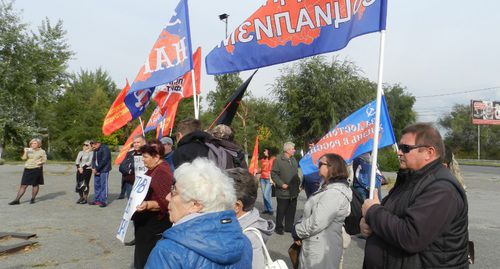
[164,210,249,265]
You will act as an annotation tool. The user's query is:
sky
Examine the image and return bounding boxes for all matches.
[13,0,500,124]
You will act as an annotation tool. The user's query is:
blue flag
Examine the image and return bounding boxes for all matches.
[130,0,193,92]
[206,0,387,75]
[299,96,396,176]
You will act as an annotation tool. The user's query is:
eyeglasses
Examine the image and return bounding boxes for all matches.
[398,144,429,154]
[318,161,330,168]
[83,144,90,146]
[170,185,178,197]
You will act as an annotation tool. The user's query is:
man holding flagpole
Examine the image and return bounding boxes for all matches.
[361,123,469,268]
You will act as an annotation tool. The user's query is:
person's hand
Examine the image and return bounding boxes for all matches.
[92,168,97,174]
[78,168,83,174]
[294,240,302,246]
[282,184,289,190]
[360,217,373,237]
[362,188,380,216]
[136,201,148,212]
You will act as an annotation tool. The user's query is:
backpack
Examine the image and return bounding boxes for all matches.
[205,142,240,169]
[204,138,247,169]
[344,186,363,235]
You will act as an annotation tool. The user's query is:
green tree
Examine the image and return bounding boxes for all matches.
[50,69,117,159]
[0,1,72,154]
[383,84,416,139]
[274,56,377,150]
[439,104,500,159]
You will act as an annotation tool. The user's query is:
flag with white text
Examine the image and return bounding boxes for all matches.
[130,0,193,92]
[299,96,396,176]
[206,0,387,74]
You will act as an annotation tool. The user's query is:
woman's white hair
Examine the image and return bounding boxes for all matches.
[283,141,295,152]
[173,158,236,213]
[30,138,42,146]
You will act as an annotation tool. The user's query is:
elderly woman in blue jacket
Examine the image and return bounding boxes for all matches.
[145,158,252,269]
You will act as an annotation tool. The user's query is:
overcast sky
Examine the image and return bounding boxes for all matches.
[13,0,500,123]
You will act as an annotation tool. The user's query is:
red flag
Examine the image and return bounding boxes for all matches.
[102,80,133,135]
[248,136,259,176]
[158,99,181,138]
[151,47,201,114]
[114,123,143,165]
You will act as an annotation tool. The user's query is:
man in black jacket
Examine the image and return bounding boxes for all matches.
[172,119,210,168]
[361,123,469,269]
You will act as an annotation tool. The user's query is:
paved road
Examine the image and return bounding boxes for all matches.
[0,164,499,268]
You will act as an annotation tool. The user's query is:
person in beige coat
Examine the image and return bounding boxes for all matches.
[9,138,47,205]
[292,153,352,269]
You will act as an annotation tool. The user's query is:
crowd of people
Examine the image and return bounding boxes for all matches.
[7,121,471,269]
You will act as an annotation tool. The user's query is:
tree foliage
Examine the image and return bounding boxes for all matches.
[439,104,500,159]
[0,1,72,154]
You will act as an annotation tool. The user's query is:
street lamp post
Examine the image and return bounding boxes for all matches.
[219,13,229,38]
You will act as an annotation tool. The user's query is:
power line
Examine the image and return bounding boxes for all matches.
[415,86,500,98]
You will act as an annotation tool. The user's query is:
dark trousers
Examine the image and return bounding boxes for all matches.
[133,212,172,269]
[276,197,298,232]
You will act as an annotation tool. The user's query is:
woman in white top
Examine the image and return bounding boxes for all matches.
[8,138,47,205]
[75,140,93,204]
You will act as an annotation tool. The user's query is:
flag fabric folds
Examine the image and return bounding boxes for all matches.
[115,123,144,165]
[210,70,257,128]
[157,100,180,139]
[299,96,396,176]
[206,0,387,75]
[248,136,259,175]
[144,107,164,133]
[102,80,133,135]
[130,0,193,92]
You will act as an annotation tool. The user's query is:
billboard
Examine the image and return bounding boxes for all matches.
[471,100,500,125]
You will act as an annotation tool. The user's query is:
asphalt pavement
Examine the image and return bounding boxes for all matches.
[0,164,499,268]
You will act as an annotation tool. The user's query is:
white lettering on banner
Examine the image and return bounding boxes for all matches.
[314,4,333,28]
[255,16,274,40]
[274,12,296,37]
[333,0,352,29]
[296,8,315,32]
[155,47,174,71]
[238,21,254,43]
[172,37,188,65]
[216,0,380,49]
[116,174,152,243]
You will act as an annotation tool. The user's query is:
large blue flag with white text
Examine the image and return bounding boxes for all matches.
[130,0,193,92]
[206,0,387,75]
[299,96,396,176]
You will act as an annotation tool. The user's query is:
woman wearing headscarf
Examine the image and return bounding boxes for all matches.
[292,153,352,269]
[75,140,93,204]
[9,138,47,205]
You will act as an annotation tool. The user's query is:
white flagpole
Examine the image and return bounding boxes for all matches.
[369,30,386,199]
[191,70,199,119]
[138,116,145,137]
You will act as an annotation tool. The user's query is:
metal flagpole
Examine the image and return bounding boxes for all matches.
[369,30,387,199]
[191,69,199,119]
[477,125,480,160]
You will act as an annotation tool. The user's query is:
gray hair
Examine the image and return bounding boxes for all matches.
[174,158,236,213]
[30,138,42,146]
[283,141,295,152]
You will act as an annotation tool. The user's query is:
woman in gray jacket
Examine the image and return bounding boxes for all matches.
[75,141,93,204]
[292,153,352,269]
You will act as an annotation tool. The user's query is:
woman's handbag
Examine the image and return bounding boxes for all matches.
[244,227,288,269]
[288,242,301,269]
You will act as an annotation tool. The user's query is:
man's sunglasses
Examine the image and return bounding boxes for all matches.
[398,144,429,154]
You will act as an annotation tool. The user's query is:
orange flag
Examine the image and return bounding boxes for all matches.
[248,136,259,176]
[114,123,143,165]
[157,99,181,139]
[102,80,133,135]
